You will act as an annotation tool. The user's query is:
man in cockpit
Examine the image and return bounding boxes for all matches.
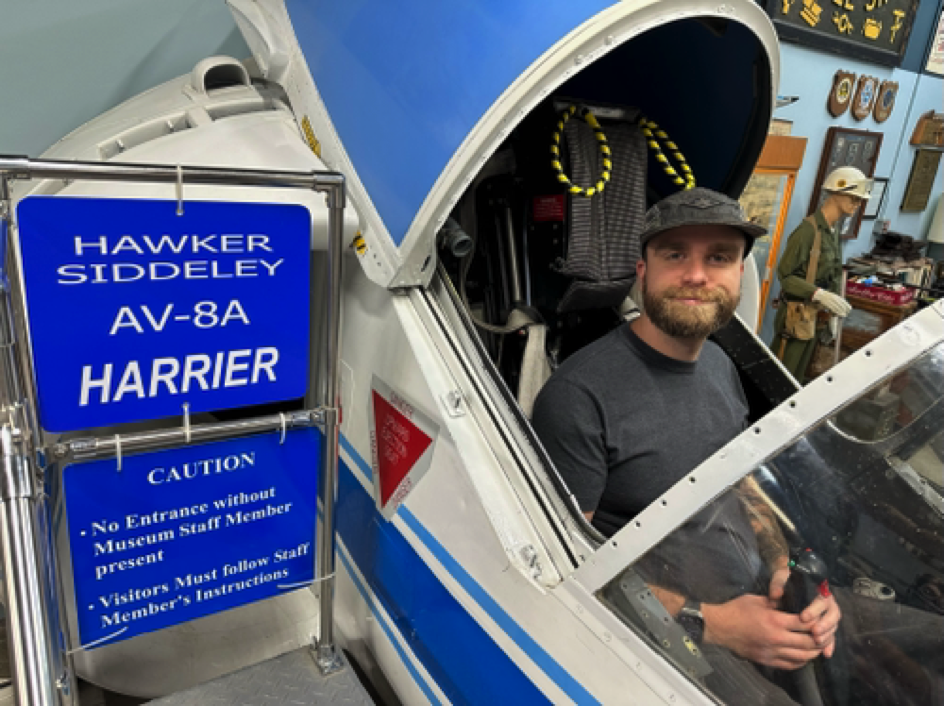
[532,189,871,703]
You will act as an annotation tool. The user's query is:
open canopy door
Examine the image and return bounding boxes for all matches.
[234,0,780,287]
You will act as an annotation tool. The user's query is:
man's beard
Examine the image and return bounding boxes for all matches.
[642,282,740,339]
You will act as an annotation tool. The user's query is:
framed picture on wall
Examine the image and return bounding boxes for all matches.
[764,0,921,68]
[862,177,889,219]
[926,6,944,76]
[808,127,883,240]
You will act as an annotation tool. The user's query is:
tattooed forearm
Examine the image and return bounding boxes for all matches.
[737,477,790,570]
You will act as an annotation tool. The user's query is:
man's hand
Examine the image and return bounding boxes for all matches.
[767,565,841,659]
[799,590,841,659]
[703,595,823,670]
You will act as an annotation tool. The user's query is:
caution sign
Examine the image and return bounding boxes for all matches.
[15,196,311,432]
[63,429,319,648]
[369,376,437,519]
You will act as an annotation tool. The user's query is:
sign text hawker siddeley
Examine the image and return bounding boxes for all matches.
[16,197,312,431]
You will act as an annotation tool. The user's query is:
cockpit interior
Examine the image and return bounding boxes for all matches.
[435,17,789,426]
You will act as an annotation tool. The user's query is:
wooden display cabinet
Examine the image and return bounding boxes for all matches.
[840,295,918,357]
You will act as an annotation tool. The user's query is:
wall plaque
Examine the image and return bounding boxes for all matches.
[910,110,944,147]
[872,80,899,123]
[766,0,920,67]
[851,75,879,120]
[827,70,856,117]
[901,149,943,212]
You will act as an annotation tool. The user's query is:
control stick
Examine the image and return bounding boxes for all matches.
[782,547,828,706]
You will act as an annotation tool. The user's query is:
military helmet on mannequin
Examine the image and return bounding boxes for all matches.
[823,166,873,200]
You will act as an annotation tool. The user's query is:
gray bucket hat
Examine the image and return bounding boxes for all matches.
[637,187,766,256]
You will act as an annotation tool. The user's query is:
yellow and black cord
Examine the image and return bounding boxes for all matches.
[550,105,612,198]
[637,115,695,189]
[551,105,696,197]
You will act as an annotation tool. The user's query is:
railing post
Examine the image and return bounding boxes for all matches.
[313,179,345,674]
[0,175,71,705]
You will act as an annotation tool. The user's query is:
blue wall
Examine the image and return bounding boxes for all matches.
[760,41,944,342]
[0,0,247,157]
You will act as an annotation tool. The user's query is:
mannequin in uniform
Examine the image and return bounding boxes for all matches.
[773,167,872,382]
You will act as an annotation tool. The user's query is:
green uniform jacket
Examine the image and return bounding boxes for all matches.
[776,210,842,302]
[773,210,842,381]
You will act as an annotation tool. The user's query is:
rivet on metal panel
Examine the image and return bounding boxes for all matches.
[575,54,584,65]
[605,34,615,45]
[442,389,466,417]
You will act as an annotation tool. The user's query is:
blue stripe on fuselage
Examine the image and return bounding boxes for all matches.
[336,545,443,704]
[337,434,599,704]
[337,451,552,704]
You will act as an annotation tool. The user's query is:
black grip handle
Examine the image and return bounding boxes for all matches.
[783,548,829,706]
[783,547,829,614]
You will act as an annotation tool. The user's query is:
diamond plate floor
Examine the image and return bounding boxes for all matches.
[146,648,374,706]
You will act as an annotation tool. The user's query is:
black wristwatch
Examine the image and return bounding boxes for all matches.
[677,599,705,644]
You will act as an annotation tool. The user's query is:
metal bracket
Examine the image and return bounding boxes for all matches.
[0,424,35,500]
[601,569,712,680]
[518,544,543,580]
[318,407,338,428]
[309,407,326,427]
[311,640,344,676]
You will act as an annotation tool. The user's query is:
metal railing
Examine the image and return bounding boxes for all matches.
[0,156,347,703]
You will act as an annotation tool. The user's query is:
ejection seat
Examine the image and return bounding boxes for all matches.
[451,100,651,417]
[506,104,647,417]
[554,106,647,315]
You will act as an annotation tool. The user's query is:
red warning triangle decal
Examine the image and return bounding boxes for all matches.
[372,390,432,507]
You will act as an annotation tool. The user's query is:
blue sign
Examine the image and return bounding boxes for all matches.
[63,429,319,648]
[16,196,312,432]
